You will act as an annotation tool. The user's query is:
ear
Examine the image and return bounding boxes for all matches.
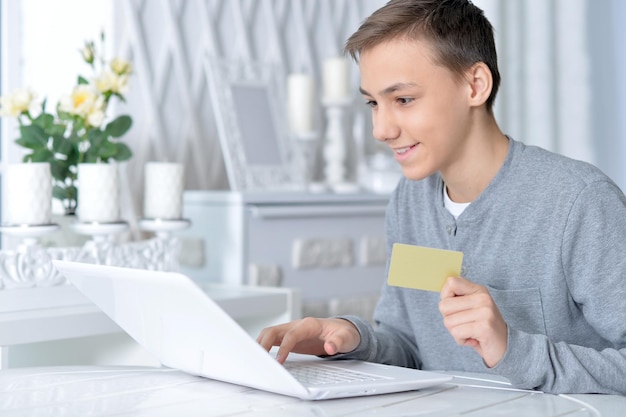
[465,62,492,108]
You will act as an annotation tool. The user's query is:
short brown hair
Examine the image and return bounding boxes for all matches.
[345,0,501,111]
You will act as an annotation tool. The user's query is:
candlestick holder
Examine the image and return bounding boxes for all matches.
[0,223,61,288]
[138,218,191,271]
[293,131,325,192]
[71,221,129,265]
[322,97,360,193]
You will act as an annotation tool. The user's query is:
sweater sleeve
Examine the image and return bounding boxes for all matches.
[493,181,626,395]
[333,314,422,369]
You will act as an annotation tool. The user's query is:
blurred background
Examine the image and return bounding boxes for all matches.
[2,0,625,218]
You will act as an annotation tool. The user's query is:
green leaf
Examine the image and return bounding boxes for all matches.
[77,75,89,85]
[56,109,72,121]
[50,160,69,182]
[18,125,48,149]
[66,146,80,166]
[87,128,105,147]
[98,141,117,159]
[48,123,67,137]
[53,185,69,200]
[32,113,55,129]
[15,137,34,149]
[104,115,132,138]
[31,148,54,162]
[113,142,133,161]
[83,148,100,163]
[72,117,86,132]
[52,136,74,155]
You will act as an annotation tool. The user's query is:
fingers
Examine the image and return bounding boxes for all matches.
[256,317,361,364]
[441,299,498,344]
[274,318,325,363]
[440,275,479,300]
[256,322,291,352]
[256,321,308,363]
[439,276,508,368]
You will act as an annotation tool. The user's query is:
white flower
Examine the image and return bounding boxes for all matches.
[81,42,95,65]
[87,107,105,127]
[59,84,106,127]
[110,58,132,75]
[94,70,129,95]
[0,88,38,117]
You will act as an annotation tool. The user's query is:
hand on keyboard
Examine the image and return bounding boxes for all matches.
[256,317,361,364]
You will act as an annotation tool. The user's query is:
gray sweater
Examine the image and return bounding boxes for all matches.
[342,138,626,395]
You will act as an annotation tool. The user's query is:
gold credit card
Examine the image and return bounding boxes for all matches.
[387,243,464,292]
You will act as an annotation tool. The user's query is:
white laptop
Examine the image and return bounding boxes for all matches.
[53,260,452,400]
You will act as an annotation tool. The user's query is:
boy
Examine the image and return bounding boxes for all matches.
[257,0,626,395]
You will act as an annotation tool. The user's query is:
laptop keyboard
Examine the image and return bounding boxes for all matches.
[284,362,387,385]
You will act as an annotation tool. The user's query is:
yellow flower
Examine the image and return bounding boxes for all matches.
[110,58,132,76]
[59,84,106,127]
[0,88,37,117]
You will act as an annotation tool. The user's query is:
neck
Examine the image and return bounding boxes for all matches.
[442,115,509,203]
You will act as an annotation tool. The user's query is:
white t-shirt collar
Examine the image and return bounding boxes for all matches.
[443,185,471,219]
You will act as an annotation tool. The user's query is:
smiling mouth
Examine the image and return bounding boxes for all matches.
[394,144,418,155]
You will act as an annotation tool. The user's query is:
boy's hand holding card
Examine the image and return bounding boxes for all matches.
[387,243,464,292]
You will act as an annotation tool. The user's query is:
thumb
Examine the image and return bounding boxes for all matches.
[322,318,361,355]
[324,340,340,356]
[440,275,476,299]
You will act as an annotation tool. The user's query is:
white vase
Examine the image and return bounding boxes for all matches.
[4,162,52,225]
[77,163,120,223]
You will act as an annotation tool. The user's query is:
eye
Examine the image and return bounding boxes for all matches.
[364,100,377,108]
[397,97,413,105]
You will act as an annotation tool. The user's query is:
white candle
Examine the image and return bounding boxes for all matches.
[77,163,120,223]
[287,73,315,135]
[323,57,350,101]
[143,162,184,220]
[4,162,52,225]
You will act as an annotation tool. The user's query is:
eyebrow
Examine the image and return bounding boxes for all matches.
[359,82,418,97]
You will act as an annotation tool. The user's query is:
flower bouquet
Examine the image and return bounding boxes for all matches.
[0,32,133,215]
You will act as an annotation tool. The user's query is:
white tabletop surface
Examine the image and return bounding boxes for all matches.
[0,365,623,417]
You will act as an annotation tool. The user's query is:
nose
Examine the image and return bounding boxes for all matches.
[371,106,400,143]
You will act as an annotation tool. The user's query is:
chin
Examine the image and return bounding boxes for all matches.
[401,167,431,182]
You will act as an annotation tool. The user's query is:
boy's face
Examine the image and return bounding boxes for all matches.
[359,37,473,181]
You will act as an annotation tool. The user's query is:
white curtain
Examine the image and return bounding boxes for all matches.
[475,0,594,165]
[616,0,626,184]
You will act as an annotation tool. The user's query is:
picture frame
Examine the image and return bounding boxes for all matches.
[205,58,301,191]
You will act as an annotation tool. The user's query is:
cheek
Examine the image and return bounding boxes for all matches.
[422,94,470,144]
[401,108,446,148]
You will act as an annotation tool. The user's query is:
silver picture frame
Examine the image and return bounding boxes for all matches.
[205,58,300,191]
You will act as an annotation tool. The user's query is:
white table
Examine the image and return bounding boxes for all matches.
[0,365,623,416]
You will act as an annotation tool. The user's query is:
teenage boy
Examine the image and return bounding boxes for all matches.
[257,0,626,395]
